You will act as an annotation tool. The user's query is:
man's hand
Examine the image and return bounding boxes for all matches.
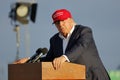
[53,56,67,70]
[13,57,29,64]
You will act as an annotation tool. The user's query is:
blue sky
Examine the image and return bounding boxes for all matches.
[0,0,120,80]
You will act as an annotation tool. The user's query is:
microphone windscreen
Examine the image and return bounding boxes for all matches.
[36,48,42,54]
[36,48,48,54]
[41,48,48,54]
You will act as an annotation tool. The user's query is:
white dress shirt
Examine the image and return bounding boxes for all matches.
[59,25,75,62]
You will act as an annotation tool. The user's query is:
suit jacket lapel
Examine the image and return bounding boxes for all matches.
[65,25,79,52]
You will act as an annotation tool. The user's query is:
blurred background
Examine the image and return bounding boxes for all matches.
[0,0,120,80]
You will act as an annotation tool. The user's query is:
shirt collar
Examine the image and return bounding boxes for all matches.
[59,25,75,39]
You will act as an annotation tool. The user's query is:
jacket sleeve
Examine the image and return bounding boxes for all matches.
[40,38,55,62]
[65,27,95,62]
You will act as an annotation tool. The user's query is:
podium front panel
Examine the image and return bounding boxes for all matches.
[8,63,42,80]
[8,62,86,80]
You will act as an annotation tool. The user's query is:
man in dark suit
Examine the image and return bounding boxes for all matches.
[40,9,111,80]
[13,9,110,80]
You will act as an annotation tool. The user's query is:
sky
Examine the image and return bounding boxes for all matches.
[0,0,120,80]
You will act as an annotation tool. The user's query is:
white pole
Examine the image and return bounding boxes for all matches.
[14,25,20,60]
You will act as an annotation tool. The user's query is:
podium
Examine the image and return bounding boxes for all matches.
[8,62,86,80]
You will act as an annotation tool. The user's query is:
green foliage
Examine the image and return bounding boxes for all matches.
[109,70,120,80]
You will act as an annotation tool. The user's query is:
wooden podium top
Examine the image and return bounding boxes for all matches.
[42,62,85,80]
[8,62,86,80]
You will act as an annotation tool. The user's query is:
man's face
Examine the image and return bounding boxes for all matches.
[54,18,72,37]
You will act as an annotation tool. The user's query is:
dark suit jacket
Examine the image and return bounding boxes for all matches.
[41,25,111,80]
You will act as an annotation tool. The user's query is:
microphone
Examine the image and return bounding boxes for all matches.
[26,48,48,63]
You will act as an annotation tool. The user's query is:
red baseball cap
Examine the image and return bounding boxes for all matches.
[52,9,72,23]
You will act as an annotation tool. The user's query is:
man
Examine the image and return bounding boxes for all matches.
[14,9,111,80]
